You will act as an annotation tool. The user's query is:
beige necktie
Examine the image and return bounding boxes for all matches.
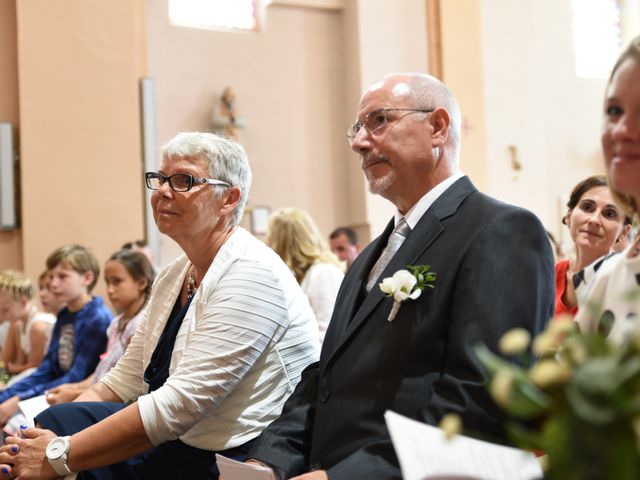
[366,218,411,292]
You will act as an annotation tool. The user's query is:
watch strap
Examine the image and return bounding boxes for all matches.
[51,456,73,476]
[47,436,73,476]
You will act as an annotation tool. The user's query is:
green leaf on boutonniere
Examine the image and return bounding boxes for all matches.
[406,264,437,290]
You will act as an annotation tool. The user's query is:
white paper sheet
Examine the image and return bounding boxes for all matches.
[385,410,544,480]
[215,454,274,480]
[18,394,50,425]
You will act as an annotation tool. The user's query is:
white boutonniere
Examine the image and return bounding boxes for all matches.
[379,265,437,321]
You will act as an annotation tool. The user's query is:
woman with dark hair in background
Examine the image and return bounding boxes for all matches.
[555,175,631,316]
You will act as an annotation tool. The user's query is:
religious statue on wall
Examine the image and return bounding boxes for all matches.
[211,86,246,140]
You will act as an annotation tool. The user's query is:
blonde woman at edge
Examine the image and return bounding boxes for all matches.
[268,208,345,342]
[576,36,640,342]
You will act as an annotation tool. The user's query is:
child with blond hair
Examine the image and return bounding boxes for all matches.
[0,271,56,384]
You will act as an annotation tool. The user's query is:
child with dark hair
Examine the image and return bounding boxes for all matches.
[0,244,112,427]
[556,175,631,316]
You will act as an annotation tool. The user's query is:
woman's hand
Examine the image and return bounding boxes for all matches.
[0,396,20,427]
[0,428,58,480]
[46,384,82,405]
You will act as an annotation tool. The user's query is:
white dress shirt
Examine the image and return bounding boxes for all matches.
[398,171,465,229]
[576,245,640,343]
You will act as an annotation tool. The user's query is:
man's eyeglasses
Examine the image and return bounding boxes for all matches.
[346,108,434,143]
[145,172,231,192]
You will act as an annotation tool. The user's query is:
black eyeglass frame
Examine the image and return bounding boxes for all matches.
[346,108,435,143]
[145,171,232,192]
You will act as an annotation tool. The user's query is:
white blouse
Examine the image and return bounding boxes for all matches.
[576,245,640,343]
[300,263,344,342]
[19,307,56,355]
[100,228,320,450]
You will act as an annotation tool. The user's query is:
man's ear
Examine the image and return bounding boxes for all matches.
[219,186,242,217]
[430,108,451,148]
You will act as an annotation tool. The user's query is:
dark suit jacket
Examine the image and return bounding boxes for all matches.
[250,177,554,479]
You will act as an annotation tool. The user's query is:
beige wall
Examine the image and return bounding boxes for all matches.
[14,0,147,295]
[0,0,22,270]
[480,0,609,250]
[146,0,350,263]
[336,0,368,242]
[353,0,430,237]
[439,0,487,190]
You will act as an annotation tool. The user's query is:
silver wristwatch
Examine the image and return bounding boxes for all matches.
[45,435,73,476]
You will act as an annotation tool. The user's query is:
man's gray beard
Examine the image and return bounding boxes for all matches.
[362,154,394,195]
[366,170,395,195]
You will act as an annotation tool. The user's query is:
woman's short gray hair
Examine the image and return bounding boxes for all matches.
[160,132,253,226]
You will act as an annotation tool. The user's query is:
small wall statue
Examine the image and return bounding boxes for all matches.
[211,86,246,140]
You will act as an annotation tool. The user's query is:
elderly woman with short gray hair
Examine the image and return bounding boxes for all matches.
[0,132,320,480]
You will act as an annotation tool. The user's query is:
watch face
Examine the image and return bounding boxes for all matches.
[46,438,67,459]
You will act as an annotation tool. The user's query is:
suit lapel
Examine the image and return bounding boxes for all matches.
[325,177,476,365]
[342,214,444,338]
[323,220,395,345]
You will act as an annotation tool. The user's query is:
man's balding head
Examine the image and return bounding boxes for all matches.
[350,73,462,212]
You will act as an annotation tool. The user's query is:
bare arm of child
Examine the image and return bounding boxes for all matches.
[1,322,19,370]
[46,374,96,405]
[7,321,50,374]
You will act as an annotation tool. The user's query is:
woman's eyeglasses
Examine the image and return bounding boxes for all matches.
[145,172,231,192]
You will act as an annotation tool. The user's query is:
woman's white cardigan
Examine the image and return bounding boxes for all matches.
[101,228,320,450]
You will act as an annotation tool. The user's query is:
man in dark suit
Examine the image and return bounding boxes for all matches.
[247,73,554,479]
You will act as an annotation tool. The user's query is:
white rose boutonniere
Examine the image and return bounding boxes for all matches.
[379,265,436,321]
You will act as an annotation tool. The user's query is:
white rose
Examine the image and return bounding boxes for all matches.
[379,276,398,296]
[379,269,421,301]
[380,268,427,321]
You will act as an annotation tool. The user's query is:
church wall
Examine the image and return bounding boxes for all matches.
[480,0,609,250]
[146,0,349,262]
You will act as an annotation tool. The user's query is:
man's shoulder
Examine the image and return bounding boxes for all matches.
[459,189,537,222]
[429,176,528,222]
[436,190,546,250]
